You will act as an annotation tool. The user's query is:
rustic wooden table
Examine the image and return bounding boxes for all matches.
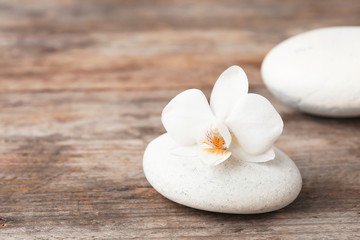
[0,1,359,239]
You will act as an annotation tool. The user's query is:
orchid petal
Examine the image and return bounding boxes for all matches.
[162,89,215,146]
[199,143,232,166]
[170,145,199,157]
[225,93,283,155]
[230,144,275,162]
[210,66,249,120]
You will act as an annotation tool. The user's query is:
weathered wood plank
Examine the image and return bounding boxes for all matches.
[0,30,268,92]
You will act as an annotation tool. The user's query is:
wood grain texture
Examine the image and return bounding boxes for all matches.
[0,0,359,239]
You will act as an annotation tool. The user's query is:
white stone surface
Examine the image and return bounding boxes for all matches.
[143,134,302,214]
[262,27,360,117]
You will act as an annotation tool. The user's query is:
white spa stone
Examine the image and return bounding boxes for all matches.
[143,134,302,214]
[262,27,360,117]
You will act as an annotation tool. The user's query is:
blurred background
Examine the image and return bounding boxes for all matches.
[1,0,359,92]
[0,0,359,238]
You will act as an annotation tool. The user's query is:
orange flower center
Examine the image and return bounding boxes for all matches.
[202,130,230,155]
[212,136,225,149]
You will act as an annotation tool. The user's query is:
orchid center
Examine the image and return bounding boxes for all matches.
[202,126,230,155]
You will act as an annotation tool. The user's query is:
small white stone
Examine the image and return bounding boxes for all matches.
[262,27,360,117]
[143,134,302,214]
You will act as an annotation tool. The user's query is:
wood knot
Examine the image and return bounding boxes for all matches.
[0,218,6,228]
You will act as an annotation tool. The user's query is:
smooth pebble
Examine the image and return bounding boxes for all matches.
[262,27,360,117]
[143,134,302,214]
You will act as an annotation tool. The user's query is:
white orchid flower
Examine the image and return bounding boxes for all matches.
[161,66,283,166]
